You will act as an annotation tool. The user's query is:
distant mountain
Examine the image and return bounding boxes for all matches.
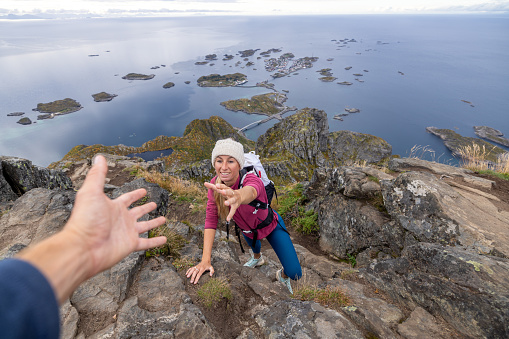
[0,14,43,20]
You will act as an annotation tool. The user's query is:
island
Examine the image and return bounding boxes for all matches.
[122,73,155,80]
[222,54,234,61]
[474,126,509,147]
[337,81,353,85]
[319,77,337,82]
[205,54,217,61]
[17,117,32,125]
[195,61,208,65]
[239,49,259,58]
[345,108,360,113]
[7,112,24,116]
[317,68,333,76]
[92,92,117,102]
[33,98,83,118]
[163,82,175,89]
[197,73,247,87]
[265,53,319,78]
[260,48,281,56]
[220,92,288,115]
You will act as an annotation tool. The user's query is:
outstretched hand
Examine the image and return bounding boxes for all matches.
[204,182,241,221]
[66,155,167,278]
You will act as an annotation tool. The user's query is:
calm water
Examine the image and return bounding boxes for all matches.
[1,15,508,166]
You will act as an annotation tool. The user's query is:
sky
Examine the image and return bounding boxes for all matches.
[1,0,509,18]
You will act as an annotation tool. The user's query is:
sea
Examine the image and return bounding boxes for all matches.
[0,14,508,167]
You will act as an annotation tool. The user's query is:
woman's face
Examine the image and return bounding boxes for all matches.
[214,155,240,186]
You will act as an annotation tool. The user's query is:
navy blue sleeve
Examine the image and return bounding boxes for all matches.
[0,259,60,339]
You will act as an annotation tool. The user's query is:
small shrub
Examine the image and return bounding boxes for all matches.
[340,269,359,279]
[347,253,356,268]
[197,277,232,308]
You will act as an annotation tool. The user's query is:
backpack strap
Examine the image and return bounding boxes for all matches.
[239,166,269,213]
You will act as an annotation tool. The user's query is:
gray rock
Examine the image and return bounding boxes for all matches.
[254,300,365,338]
[111,178,169,220]
[0,188,74,256]
[397,307,448,339]
[388,157,495,190]
[328,130,392,165]
[363,243,509,339]
[0,158,18,202]
[0,156,73,196]
[381,171,509,257]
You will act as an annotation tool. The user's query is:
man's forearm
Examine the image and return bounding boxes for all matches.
[17,228,92,304]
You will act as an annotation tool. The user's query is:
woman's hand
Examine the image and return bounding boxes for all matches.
[186,260,214,284]
[204,182,242,221]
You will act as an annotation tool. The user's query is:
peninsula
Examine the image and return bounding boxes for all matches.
[197,73,247,87]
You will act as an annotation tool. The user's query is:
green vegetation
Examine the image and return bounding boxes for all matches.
[477,170,509,181]
[146,224,187,258]
[197,73,247,87]
[35,98,82,114]
[347,253,357,268]
[197,277,232,308]
[274,183,319,235]
[220,93,286,115]
[293,284,350,311]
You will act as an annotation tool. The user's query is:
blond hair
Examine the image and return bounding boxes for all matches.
[213,176,229,220]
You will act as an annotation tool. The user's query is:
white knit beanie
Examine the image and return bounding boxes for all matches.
[211,138,245,168]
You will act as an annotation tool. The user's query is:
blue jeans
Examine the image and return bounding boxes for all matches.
[242,211,302,280]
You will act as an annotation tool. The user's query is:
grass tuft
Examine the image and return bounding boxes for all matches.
[147,224,187,258]
[457,143,509,179]
[293,283,350,311]
[197,277,232,308]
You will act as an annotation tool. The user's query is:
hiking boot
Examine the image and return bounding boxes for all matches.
[244,254,265,268]
[276,268,293,294]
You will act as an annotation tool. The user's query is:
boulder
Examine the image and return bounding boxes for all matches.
[328,130,392,165]
[257,108,328,166]
[363,243,509,338]
[253,300,365,338]
[111,178,169,220]
[0,188,75,257]
[381,171,509,257]
[0,156,72,196]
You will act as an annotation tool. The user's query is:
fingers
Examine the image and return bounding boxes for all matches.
[186,265,214,284]
[80,155,108,194]
[116,188,148,207]
[129,201,157,220]
[136,236,167,251]
[136,216,166,234]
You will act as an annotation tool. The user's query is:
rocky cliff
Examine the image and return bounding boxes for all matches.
[1,110,508,338]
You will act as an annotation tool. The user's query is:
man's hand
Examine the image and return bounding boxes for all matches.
[66,155,167,278]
